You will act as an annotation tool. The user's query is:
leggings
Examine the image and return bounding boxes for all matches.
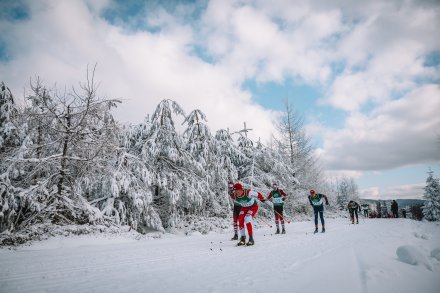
[232,205,241,233]
[349,209,358,220]
[274,205,284,225]
[313,206,324,226]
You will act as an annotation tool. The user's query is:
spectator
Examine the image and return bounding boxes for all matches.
[391,200,399,218]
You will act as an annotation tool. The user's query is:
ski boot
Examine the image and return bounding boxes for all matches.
[246,236,254,246]
[356,219,359,224]
[275,228,280,234]
[321,227,325,233]
[237,236,246,246]
[281,228,286,234]
[231,233,238,241]
[314,227,318,234]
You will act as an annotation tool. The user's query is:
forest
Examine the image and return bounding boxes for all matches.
[0,71,381,245]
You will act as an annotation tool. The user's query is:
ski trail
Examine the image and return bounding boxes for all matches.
[351,246,369,293]
[1,219,439,293]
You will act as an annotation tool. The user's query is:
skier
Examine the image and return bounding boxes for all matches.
[347,200,361,224]
[231,183,266,246]
[266,182,288,234]
[228,181,240,240]
[361,203,369,218]
[308,189,329,233]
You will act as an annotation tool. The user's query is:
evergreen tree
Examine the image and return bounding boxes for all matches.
[182,109,229,216]
[423,170,440,221]
[142,99,207,228]
[103,122,164,232]
[211,129,240,213]
[0,82,20,157]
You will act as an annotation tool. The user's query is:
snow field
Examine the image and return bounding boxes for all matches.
[0,218,439,293]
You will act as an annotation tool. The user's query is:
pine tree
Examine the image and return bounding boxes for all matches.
[0,82,20,157]
[141,99,208,228]
[422,170,440,221]
[102,119,164,232]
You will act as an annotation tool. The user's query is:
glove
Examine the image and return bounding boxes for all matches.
[282,197,286,201]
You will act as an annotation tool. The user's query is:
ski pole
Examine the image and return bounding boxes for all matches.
[256,214,273,228]
[262,201,292,224]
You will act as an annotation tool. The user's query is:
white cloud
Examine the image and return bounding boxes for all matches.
[1,0,439,168]
[324,1,440,111]
[317,85,440,171]
[0,0,278,142]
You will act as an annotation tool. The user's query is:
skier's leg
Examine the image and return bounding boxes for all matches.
[245,205,258,245]
[319,207,325,230]
[313,207,319,233]
[276,206,286,233]
[238,210,246,237]
[231,206,240,240]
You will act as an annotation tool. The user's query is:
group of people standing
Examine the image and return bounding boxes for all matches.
[227,182,331,246]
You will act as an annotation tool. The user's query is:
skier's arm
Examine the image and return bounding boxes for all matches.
[267,191,273,200]
[323,194,329,205]
[249,190,265,201]
[280,189,288,201]
[308,195,313,205]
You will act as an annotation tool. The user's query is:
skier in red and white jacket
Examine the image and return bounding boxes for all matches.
[231,183,266,246]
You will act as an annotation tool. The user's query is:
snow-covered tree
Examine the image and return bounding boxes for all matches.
[423,170,440,221]
[275,99,316,184]
[141,99,208,229]
[0,82,20,156]
[1,68,121,233]
[336,177,358,210]
[98,119,164,232]
[182,109,231,216]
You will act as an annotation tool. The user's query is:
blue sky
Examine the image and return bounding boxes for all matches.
[0,0,439,199]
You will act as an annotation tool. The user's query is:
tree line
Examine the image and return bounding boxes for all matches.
[0,70,361,244]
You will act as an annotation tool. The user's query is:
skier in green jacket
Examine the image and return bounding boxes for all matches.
[267,182,288,234]
[347,200,361,224]
[308,189,329,233]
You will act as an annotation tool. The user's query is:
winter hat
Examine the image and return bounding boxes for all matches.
[310,189,316,194]
[233,183,243,190]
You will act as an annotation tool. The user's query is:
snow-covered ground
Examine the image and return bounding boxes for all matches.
[0,218,439,293]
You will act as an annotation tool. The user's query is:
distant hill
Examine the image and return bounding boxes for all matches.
[360,199,425,207]
[395,199,425,207]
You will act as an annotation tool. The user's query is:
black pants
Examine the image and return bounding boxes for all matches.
[274,205,284,224]
[313,205,324,226]
[349,209,358,221]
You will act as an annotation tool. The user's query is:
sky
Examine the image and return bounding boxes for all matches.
[0,218,439,292]
[0,0,439,200]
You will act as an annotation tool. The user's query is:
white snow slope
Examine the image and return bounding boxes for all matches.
[1,218,439,293]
